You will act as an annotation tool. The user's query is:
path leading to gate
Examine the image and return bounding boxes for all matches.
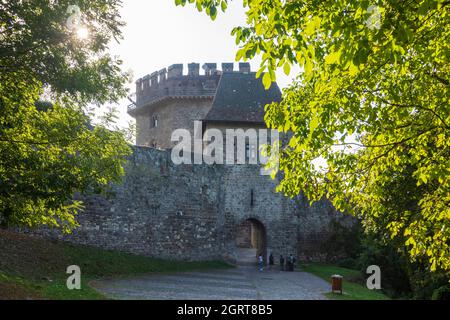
[91,265,330,300]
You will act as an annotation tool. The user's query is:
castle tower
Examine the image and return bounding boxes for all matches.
[128,62,282,154]
[128,63,222,149]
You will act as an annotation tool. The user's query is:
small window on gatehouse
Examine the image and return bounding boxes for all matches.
[150,115,158,128]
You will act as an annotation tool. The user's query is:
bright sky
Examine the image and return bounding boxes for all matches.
[99,0,299,129]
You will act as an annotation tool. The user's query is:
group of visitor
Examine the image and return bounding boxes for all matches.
[257,253,297,272]
[278,253,296,271]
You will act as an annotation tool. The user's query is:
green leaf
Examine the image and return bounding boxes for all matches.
[209,5,217,20]
[325,51,341,65]
[283,62,291,76]
[221,1,227,12]
[262,72,272,89]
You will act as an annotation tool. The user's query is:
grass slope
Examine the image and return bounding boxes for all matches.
[0,229,231,300]
[301,263,390,300]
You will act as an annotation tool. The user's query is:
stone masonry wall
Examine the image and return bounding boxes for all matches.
[135,98,213,149]
[40,147,225,260]
[296,194,355,262]
[221,165,299,262]
[30,147,350,263]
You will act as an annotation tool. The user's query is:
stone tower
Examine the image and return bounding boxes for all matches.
[128,62,280,151]
[129,63,223,148]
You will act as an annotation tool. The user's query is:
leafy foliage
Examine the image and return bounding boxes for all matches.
[431,285,450,300]
[0,0,128,104]
[0,1,132,232]
[356,232,450,299]
[358,234,413,298]
[178,0,450,274]
[319,219,363,264]
[175,0,229,20]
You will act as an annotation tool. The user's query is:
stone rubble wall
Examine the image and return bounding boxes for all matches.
[29,146,353,262]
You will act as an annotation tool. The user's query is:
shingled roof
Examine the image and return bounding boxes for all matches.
[203,72,282,124]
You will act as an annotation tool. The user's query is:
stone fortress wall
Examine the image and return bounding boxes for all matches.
[43,146,352,263]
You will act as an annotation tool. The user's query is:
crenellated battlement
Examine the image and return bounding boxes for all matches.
[129,62,251,114]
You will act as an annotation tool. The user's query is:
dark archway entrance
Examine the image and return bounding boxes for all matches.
[235,218,267,265]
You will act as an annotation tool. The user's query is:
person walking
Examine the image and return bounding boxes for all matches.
[288,254,296,271]
[258,254,264,272]
[269,253,274,270]
[279,254,285,271]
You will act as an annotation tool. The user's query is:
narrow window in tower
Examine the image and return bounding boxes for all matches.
[245,141,257,163]
[150,115,158,128]
[245,142,250,162]
[250,144,256,163]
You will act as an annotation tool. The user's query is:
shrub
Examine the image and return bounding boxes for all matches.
[409,268,449,300]
[358,233,450,299]
[431,286,450,300]
[337,258,358,269]
[357,235,412,298]
[320,219,363,263]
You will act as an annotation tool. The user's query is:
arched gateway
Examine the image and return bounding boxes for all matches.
[235,218,267,265]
